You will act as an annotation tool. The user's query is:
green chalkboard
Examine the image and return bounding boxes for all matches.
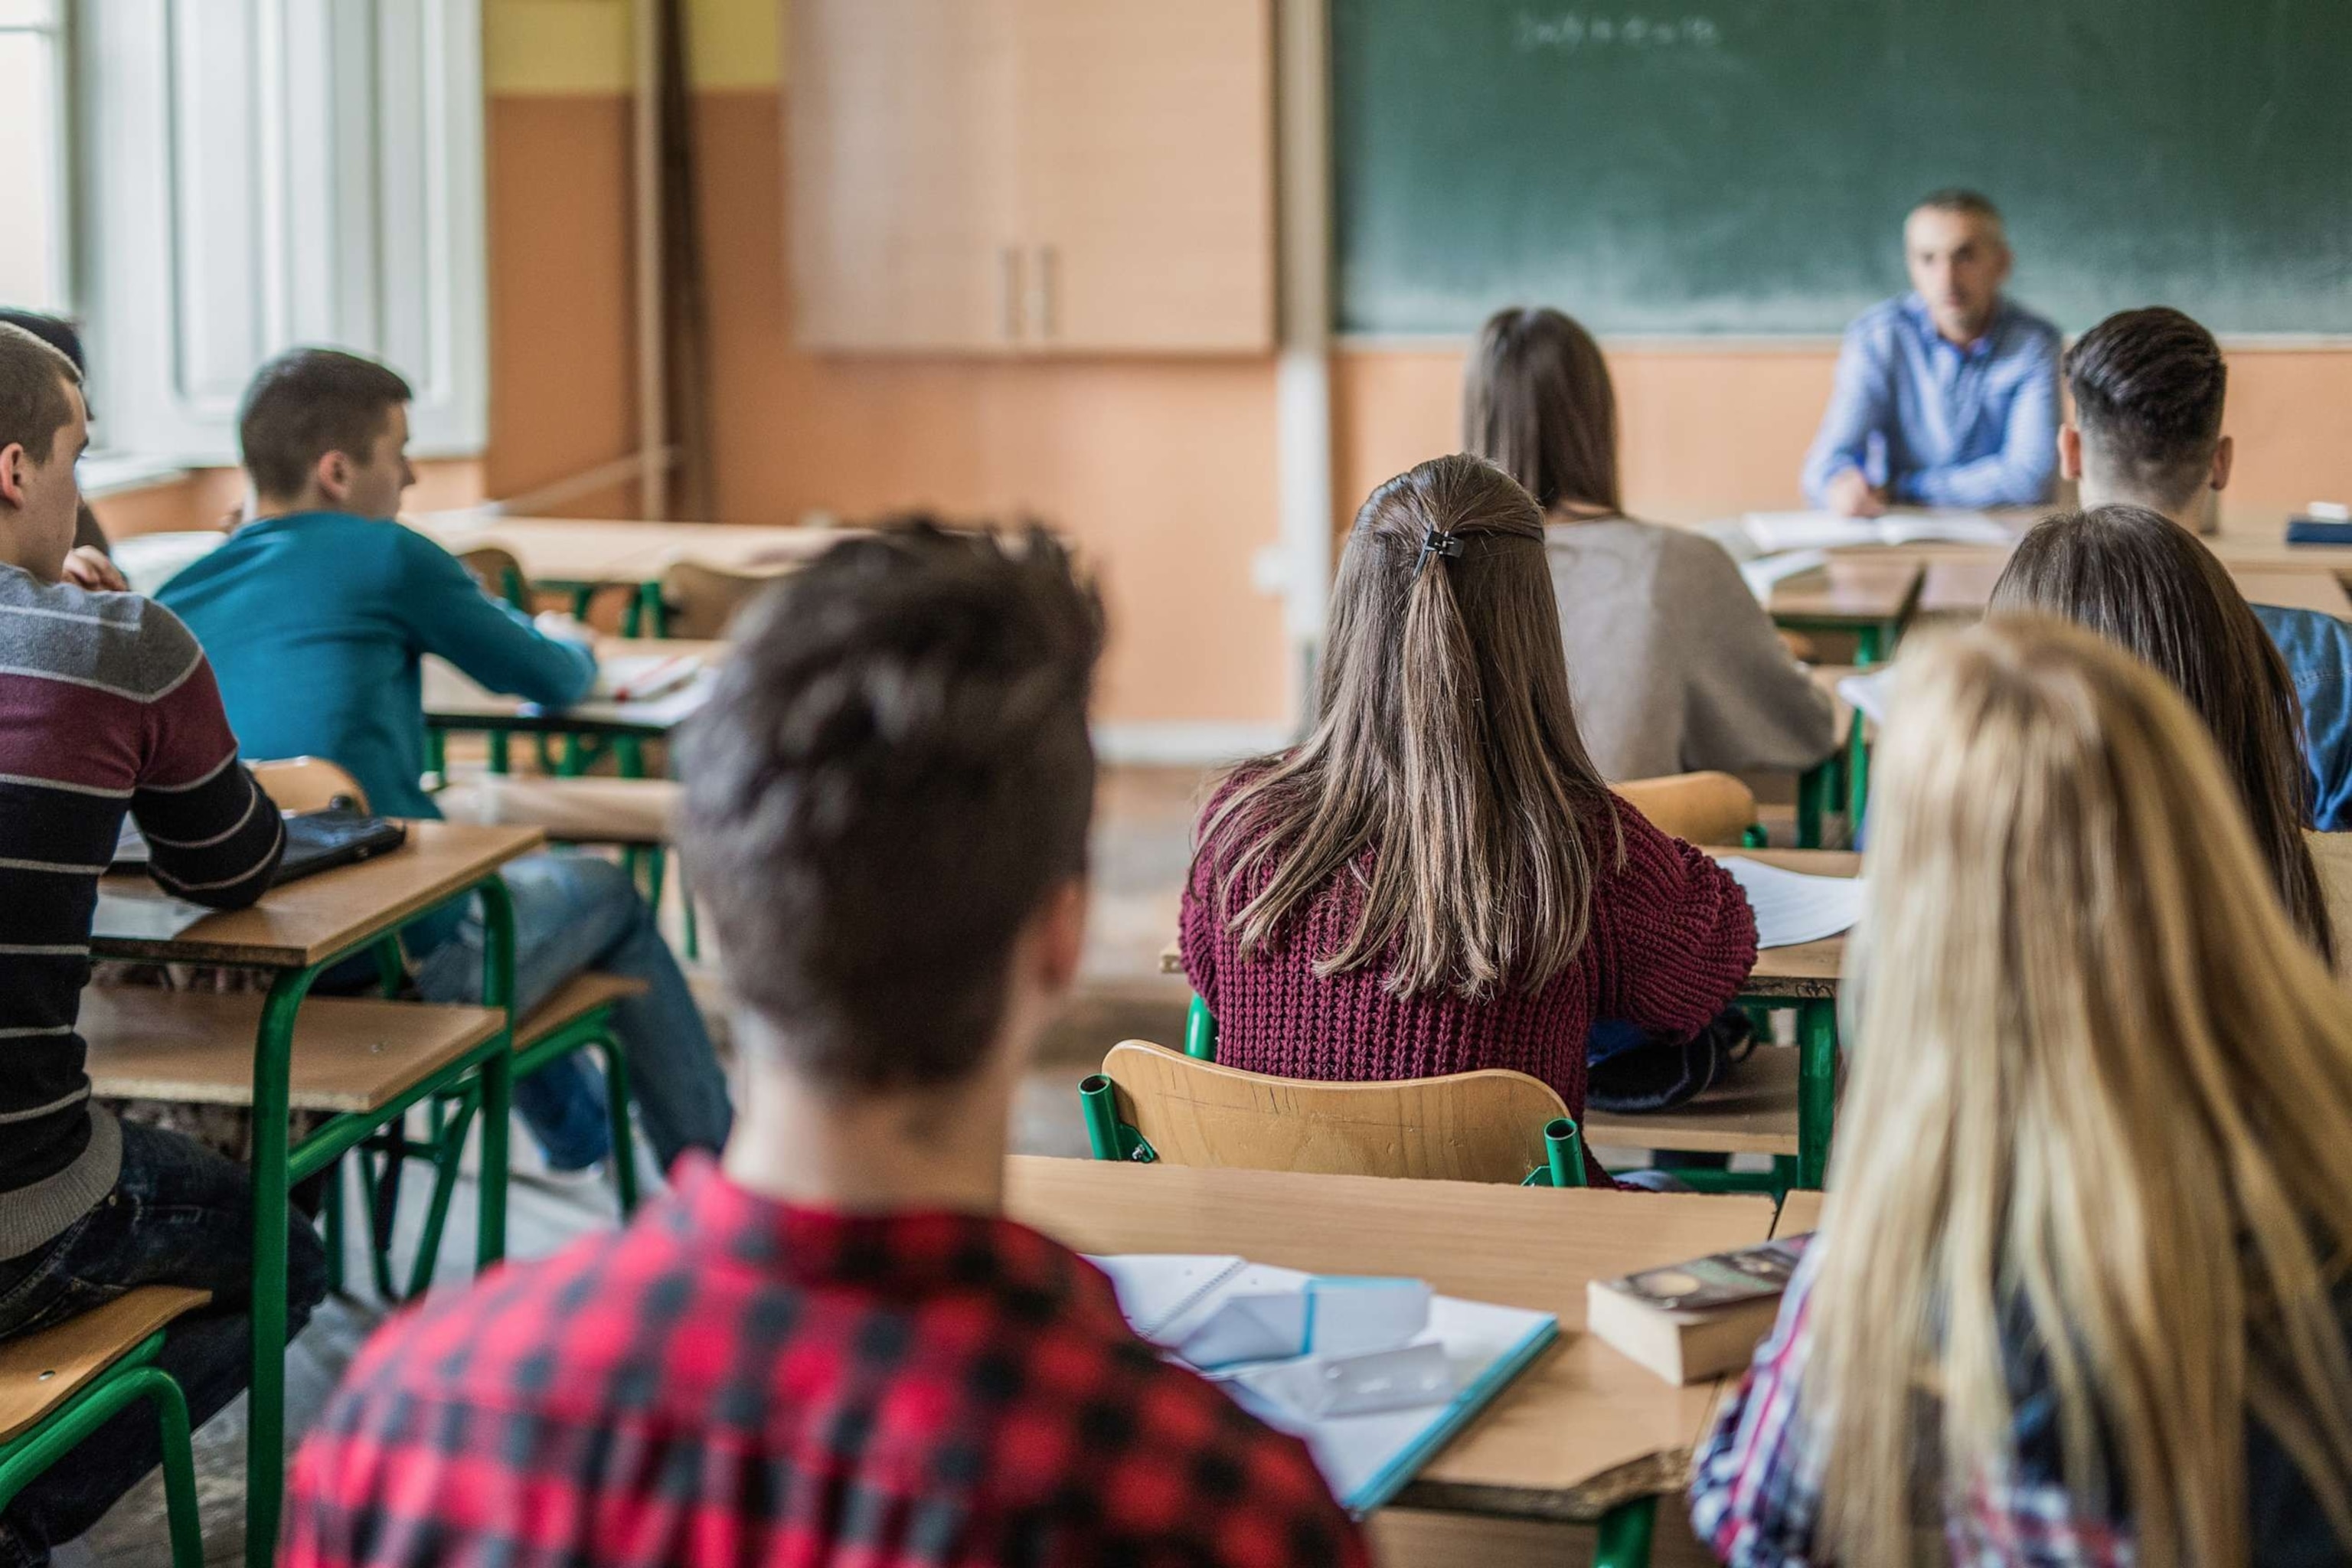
[1334,0,2352,336]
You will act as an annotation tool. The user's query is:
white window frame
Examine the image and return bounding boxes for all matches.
[0,0,73,316]
[74,0,487,465]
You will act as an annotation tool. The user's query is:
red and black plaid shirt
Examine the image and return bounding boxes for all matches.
[281,1157,1369,1567]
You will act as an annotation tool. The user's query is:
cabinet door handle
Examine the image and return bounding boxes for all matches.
[1034,244,1057,342]
[999,246,1025,342]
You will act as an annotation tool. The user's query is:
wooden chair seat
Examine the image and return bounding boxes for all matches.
[433,775,678,845]
[1093,1038,1568,1184]
[1613,772,1759,847]
[82,989,504,1113]
[0,1286,210,1443]
[516,972,648,1050]
[1583,1046,1801,1158]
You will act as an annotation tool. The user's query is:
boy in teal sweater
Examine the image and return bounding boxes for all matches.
[162,349,730,1176]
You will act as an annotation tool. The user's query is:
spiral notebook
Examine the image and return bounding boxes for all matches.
[1088,1254,1557,1516]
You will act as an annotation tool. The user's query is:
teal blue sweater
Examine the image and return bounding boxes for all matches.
[159,511,595,825]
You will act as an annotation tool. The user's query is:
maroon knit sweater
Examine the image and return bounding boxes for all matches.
[1180,792,1759,1142]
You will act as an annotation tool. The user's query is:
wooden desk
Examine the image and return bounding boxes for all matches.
[1004,1155,1779,1523]
[1768,559,1922,665]
[1774,1189,1825,1238]
[91,822,541,1566]
[2234,570,2352,620]
[1913,553,2352,622]
[423,639,726,741]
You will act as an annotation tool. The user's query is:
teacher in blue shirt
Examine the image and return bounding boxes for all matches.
[1802,189,2061,514]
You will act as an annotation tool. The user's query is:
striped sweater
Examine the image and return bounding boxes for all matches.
[1181,789,1758,1149]
[0,565,283,1259]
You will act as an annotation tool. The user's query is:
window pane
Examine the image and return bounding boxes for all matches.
[0,4,61,28]
[0,28,64,311]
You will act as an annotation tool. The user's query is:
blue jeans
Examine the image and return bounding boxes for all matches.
[0,1119,328,1568]
[412,852,732,1172]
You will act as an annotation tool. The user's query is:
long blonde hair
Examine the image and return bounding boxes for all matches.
[1197,454,1615,999]
[1808,617,2352,1566]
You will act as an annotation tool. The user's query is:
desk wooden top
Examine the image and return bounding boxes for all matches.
[1717,848,1860,1000]
[2233,570,2352,620]
[1774,1189,1825,1238]
[1004,1156,1778,1520]
[1913,552,2352,622]
[423,638,727,730]
[1767,557,1921,625]
[91,822,543,969]
[412,516,858,586]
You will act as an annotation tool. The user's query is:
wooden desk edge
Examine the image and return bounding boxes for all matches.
[1395,1446,1691,1524]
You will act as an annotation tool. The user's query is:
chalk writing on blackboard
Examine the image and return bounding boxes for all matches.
[1514,12,1723,51]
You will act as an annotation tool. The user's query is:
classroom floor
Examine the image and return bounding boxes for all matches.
[67,764,1210,1565]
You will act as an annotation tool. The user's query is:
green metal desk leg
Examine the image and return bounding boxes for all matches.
[476,875,516,1269]
[1855,622,1885,666]
[1796,998,1839,1190]
[594,1034,640,1217]
[1845,707,1870,832]
[1184,995,1217,1060]
[243,965,318,1568]
[1592,1495,1657,1568]
[1795,763,1827,850]
[569,585,596,622]
[637,580,668,639]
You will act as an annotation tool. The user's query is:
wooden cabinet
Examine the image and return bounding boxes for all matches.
[789,0,1274,355]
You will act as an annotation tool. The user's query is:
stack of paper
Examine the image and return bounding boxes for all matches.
[1717,857,1866,947]
[1090,1254,1557,1515]
[1742,510,2014,554]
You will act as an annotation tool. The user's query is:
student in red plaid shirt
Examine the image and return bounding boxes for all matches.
[280,526,1368,1568]
[1689,619,2352,1567]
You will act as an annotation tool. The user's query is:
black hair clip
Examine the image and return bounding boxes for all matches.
[1416,527,1465,573]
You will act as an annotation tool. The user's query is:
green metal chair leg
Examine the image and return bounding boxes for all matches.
[1592,1495,1657,1568]
[1184,994,1217,1060]
[321,1157,347,1295]
[0,1348,204,1568]
[1795,763,1827,849]
[475,876,518,1271]
[1845,708,1870,832]
[1796,998,1838,1189]
[593,1032,640,1217]
[1544,1117,1587,1188]
[488,731,511,775]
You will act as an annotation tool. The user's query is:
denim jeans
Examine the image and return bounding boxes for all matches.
[0,1119,328,1568]
[411,851,733,1173]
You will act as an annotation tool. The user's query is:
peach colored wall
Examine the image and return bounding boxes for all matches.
[91,461,485,540]
[1334,344,2352,533]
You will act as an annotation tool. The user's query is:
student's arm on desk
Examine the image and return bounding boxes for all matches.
[132,616,285,910]
[393,528,597,707]
[1595,803,1760,1037]
[1668,532,1839,774]
[1687,1247,1827,1566]
[1801,320,1890,508]
[1896,333,2060,509]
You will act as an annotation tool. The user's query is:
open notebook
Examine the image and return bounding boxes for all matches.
[1089,1254,1557,1516]
[1740,509,2014,554]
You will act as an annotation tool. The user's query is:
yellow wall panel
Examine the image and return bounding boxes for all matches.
[485,0,780,96]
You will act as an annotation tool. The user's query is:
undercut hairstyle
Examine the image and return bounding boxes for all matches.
[678,524,1103,1093]
[1990,504,2332,964]
[1913,188,2002,224]
[0,323,82,466]
[1463,307,1622,516]
[0,310,85,374]
[2064,308,2227,514]
[237,348,413,502]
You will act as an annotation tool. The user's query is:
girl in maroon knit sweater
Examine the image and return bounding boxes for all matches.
[1181,455,1758,1174]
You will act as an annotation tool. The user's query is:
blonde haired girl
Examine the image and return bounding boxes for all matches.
[1690,616,2352,1566]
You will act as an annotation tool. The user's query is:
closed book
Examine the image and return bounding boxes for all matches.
[1586,1234,1810,1385]
[2285,518,2352,547]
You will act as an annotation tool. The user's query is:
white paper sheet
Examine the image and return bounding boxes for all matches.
[1717,856,1867,947]
[1738,548,1831,603]
[591,652,705,703]
[92,890,215,944]
[1835,666,1896,727]
[1743,509,2013,554]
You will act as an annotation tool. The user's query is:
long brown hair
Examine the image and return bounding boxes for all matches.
[1988,504,2334,965]
[1810,618,2352,1567]
[1197,455,1616,999]
[1462,307,1622,515]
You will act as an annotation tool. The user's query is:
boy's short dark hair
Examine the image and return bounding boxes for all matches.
[239,348,413,501]
[0,323,82,465]
[2064,307,2227,512]
[679,525,1102,1093]
[1914,188,2002,224]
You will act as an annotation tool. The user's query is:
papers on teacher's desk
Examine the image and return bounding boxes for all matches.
[1089,1254,1557,1517]
[1717,857,1867,948]
[1742,509,2014,554]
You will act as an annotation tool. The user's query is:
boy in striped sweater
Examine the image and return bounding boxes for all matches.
[0,324,325,1568]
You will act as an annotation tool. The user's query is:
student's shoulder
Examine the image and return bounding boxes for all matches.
[0,573,208,698]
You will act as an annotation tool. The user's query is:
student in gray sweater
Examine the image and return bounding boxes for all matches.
[1465,308,1837,782]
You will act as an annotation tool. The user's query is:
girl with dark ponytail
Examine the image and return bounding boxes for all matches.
[1181,455,1759,1179]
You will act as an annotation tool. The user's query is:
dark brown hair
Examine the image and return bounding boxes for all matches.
[1915,188,2003,224]
[1990,505,2333,963]
[678,524,1102,1091]
[0,322,81,465]
[238,348,413,502]
[2065,308,2228,514]
[1462,307,1622,515]
[1199,454,1616,999]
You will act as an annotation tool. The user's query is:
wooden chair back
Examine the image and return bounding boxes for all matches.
[1094,1038,1567,1184]
[1614,771,1759,846]
[457,546,528,608]
[658,558,792,640]
[250,756,371,815]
